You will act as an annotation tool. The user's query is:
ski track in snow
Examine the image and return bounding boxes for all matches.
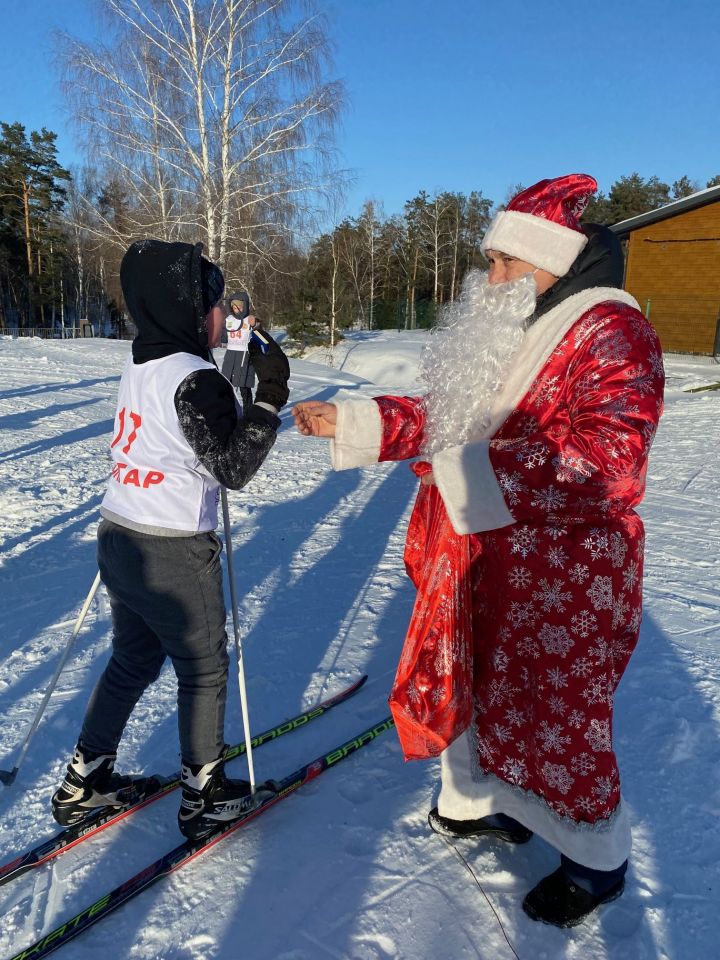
[0,334,719,960]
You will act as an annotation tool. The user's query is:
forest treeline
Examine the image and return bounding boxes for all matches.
[1,0,718,344]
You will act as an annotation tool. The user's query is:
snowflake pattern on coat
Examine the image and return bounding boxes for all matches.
[376,301,664,826]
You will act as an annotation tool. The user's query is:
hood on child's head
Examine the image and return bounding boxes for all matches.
[121,239,211,364]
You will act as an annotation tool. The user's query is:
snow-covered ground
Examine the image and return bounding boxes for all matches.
[0,331,719,960]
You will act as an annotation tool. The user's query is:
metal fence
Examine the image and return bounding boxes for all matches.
[0,326,91,339]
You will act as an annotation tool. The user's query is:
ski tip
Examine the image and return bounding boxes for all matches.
[343,674,368,695]
[339,674,368,696]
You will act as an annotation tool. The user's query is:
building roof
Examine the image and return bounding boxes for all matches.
[610,184,720,237]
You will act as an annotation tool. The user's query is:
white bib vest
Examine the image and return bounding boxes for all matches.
[101,353,223,534]
[226,324,251,352]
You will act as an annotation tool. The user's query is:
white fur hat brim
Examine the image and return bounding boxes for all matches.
[481,210,588,277]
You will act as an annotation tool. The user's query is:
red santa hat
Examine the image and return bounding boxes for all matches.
[481,174,598,277]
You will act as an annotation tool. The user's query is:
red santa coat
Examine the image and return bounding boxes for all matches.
[331,287,664,868]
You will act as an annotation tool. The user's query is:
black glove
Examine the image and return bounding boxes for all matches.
[248,330,290,410]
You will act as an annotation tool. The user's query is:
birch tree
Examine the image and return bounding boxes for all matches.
[59,0,342,285]
[358,199,381,329]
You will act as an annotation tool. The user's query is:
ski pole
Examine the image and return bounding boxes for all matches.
[220,488,257,794]
[0,571,102,787]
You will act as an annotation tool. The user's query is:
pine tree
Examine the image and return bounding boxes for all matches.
[671,176,698,199]
[582,191,612,225]
[0,122,71,326]
[604,173,671,223]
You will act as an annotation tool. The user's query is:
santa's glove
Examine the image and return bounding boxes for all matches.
[249,331,290,411]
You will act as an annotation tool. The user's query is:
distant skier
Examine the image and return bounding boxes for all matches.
[51,239,290,839]
[221,291,257,415]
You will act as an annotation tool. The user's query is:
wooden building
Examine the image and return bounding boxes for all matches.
[610,186,720,355]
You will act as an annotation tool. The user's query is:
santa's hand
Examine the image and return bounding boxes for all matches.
[292,401,337,437]
[420,470,436,486]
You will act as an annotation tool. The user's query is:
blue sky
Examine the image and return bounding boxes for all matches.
[2,0,719,219]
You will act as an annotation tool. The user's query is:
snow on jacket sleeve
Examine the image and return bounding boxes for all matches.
[433,304,665,533]
[174,368,279,490]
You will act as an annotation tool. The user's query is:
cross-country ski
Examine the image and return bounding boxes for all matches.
[0,675,367,890]
[5,717,395,960]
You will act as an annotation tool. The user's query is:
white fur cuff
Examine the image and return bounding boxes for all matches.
[330,397,383,470]
[433,440,515,534]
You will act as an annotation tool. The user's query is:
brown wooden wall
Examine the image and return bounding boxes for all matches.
[624,201,720,354]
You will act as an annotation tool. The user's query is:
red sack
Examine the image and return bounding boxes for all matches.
[389,465,474,760]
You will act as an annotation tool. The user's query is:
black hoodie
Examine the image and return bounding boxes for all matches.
[531,223,625,325]
[121,239,210,364]
[119,239,280,491]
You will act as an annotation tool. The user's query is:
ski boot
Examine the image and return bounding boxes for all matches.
[52,746,153,826]
[178,752,276,840]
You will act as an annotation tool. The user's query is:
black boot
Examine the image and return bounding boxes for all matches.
[522,867,625,927]
[428,807,533,843]
[51,746,149,826]
[178,753,275,840]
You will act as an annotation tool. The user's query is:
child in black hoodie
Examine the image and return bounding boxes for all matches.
[52,239,290,839]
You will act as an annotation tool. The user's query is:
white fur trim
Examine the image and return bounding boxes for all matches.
[432,440,515,534]
[438,730,631,870]
[330,397,382,470]
[482,210,588,277]
[485,287,640,438]
[430,288,639,534]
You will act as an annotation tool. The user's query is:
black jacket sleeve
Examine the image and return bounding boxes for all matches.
[174,368,280,490]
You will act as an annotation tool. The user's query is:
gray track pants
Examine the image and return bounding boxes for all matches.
[80,519,229,765]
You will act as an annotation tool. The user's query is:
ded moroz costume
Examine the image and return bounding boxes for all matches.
[324,175,665,924]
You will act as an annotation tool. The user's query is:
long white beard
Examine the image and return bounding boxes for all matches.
[420,271,536,457]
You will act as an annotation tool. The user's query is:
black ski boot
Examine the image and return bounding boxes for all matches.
[428,807,533,843]
[177,753,276,840]
[52,746,149,826]
[522,867,625,927]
